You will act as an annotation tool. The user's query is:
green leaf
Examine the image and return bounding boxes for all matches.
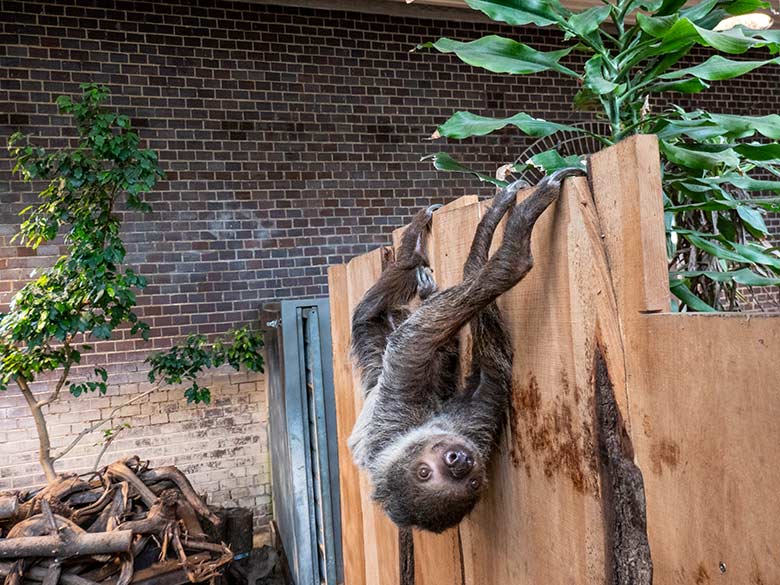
[583,56,622,95]
[669,279,717,312]
[464,0,566,26]
[672,268,780,286]
[734,142,780,162]
[91,323,112,340]
[660,55,780,81]
[729,241,780,269]
[708,113,780,140]
[637,14,780,55]
[566,5,611,38]
[526,148,587,172]
[736,205,769,237]
[421,152,508,187]
[649,78,710,94]
[655,112,780,141]
[436,111,587,140]
[710,173,780,192]
[679,0,720,23]
[418,36,578,77]
[656,0,688,15]
[660,141,740,170]
[682,232,747,263]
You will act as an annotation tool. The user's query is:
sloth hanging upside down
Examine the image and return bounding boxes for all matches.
[348,168,584,533]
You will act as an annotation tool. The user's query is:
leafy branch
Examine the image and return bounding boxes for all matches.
[147,327,265,405]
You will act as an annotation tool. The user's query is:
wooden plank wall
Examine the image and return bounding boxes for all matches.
[328,135,780,584]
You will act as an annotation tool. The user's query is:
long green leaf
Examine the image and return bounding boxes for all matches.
[679,0,720,23]
[708,113,780,140]
[710,173,780,191]
[584,55,622,94]
[421,152,507,187]
[649,78,709,93]
[669,279,717,311]
[729,241,780,269]
[464,0,566,26]
[736,205,769,236]
[656,112,780,141]
[566,5,611,38]
[526,149,587,172]
[637,14,780,55]
[661,141,740,170]
[436,111,587,139]
[682,232,748,262]
[672,268,780,286]
[660,55,780,81]
[734,142,780,161]
[418,36,578,77]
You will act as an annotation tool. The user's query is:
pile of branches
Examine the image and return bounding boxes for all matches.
[0,457,232,585]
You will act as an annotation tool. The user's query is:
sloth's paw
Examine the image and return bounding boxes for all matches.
[416,265,437,299]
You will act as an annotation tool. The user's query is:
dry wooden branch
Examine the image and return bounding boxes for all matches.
[0,530,132,558]
[105,462,156,508]
[137,466,220,527]
[117,488,178,536]
[0,496,18,521]
[0,458,236,584]
[0,563,98,585]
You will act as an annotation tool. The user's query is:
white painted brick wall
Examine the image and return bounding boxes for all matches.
[0,363,271,530]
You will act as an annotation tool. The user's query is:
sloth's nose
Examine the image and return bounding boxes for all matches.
[443,450,473,479]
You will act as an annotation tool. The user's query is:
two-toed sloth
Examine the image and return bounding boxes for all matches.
[349,168,583,533]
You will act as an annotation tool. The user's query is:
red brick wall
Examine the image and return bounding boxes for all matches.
[1,0,779,525]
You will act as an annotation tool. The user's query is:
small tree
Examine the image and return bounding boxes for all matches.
[419,0,780,310]
[1,84,162,481]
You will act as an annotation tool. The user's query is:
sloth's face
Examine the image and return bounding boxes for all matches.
[373,434,487,533]
[414,439,484,492]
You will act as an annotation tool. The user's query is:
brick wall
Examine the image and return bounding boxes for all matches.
[0,369,270,525]
[1,0,779,529]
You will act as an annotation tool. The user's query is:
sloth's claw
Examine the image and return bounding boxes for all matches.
[416,265,437,299]
[426,203,443,215]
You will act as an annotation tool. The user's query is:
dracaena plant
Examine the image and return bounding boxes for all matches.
[419,0,780,311]
[1,83,163,481]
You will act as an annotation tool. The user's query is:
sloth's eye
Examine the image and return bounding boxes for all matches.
[469,478,480,490]
[417,466,432,481]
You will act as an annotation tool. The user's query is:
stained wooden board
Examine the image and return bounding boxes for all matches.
[390,179,628,585]
[456,177,621,585]
[327,264,366,585]
[345,248,400,585]
[628,313,780,585]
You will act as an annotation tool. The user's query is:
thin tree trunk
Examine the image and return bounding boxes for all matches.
[16,377,57,483]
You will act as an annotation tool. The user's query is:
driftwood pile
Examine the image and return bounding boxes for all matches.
[0,457,232,585]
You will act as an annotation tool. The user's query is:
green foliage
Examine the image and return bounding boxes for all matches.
[419,0,780,310]
[1,83,163,393]
[146,327,265,405]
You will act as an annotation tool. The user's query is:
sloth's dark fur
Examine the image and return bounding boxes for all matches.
[349,168,582,533]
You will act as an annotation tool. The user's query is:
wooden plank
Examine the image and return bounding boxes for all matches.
[345,248,400,585]
[328,264,366,585]
[589,134,669,316]
[628,313,780,585]
[458,177,620,585]
[413,199,485,585]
